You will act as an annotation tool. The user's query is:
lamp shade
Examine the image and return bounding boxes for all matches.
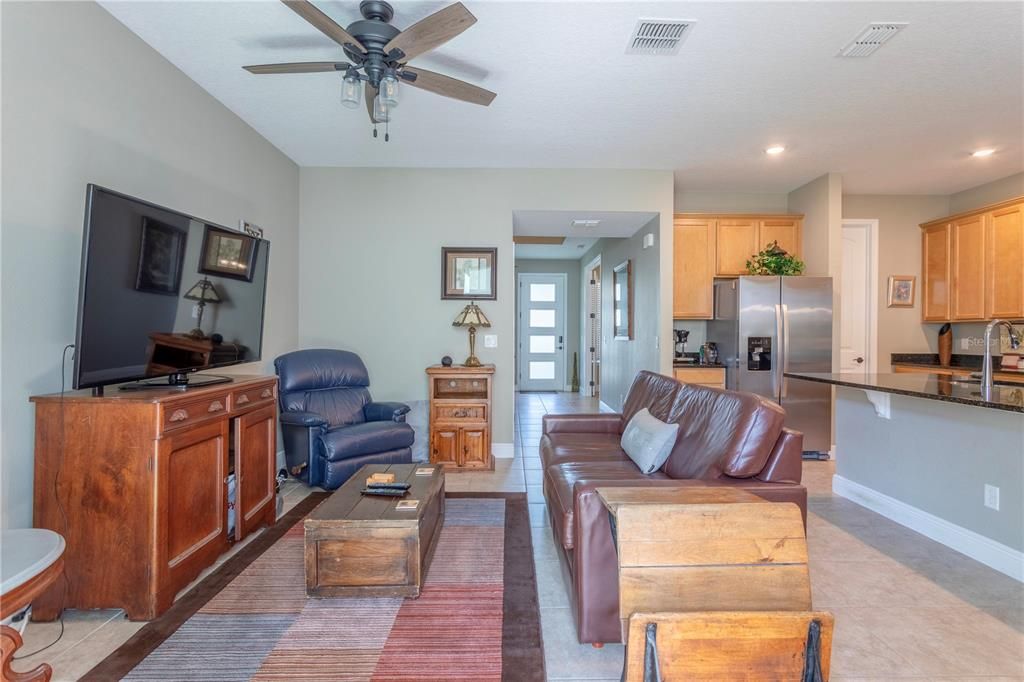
[452,302,491,328]
[183,277,222,304]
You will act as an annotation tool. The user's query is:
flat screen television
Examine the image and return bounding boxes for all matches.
[73,185,270,391]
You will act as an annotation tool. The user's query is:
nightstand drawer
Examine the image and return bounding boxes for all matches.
[433,404,487,422]
[162,394,229,431]
[231,384,276,411]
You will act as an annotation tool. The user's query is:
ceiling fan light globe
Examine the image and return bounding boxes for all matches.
[340,73,361,109]
[379,74,399,109]
[373,94,392,123]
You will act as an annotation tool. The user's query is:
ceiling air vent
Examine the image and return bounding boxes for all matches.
[837,22,908,57]
[572,219,601,229]
[626,19,695,55]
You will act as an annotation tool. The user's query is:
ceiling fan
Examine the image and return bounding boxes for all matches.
[244,0,496,140]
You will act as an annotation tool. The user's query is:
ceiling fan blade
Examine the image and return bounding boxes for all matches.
[243,62,346,74]
[384,2,476,62]
[282,0,366,55]
[401,66,496,106]
[365,82,379,123]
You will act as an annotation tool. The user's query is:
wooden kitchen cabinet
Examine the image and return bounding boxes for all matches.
[427,364,494,471]
[759,218,802,257]
[921,223,952,321]
[673,217,715,319]
[987,202,1024,319]
[716,219,760,276]
[921,197,1023,322]
[30,376,279,621]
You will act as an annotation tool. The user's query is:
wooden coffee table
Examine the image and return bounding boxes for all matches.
[304,463,445,598]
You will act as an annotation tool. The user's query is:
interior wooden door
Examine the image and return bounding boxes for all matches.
[952,214,987,320]
[431,426,459,466]
[921,223,952,321]
[158,419,229,601]
[716,219,759,275]
[987,203,1024,319]
[459,426,489,469]
[673,218,715,319]
[759,218,802,258]
[235,403,276,540]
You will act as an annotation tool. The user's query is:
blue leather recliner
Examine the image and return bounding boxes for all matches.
[274,349,414,490]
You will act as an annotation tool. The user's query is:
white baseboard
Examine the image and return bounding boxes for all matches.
[832,475,1024,582]
[492,442,515,459]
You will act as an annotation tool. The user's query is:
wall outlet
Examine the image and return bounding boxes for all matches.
[984,484,1000,511]
[483,334,497,348]
[960,338,970,351]
[191,304,200,319]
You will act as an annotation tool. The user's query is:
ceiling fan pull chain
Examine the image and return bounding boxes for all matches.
[385,117,390,142]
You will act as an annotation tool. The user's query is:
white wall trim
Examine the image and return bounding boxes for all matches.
[492,442,515,459]
[833,474,1024,582]
[841,219,880,376]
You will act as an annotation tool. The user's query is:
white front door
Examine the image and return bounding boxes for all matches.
[840,221,877,377]
[518,273,567,391]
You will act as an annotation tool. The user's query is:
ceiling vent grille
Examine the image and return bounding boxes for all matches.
[837,22,908,57]
[626,19,695,55]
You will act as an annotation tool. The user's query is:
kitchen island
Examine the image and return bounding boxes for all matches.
[787,372,1024,581]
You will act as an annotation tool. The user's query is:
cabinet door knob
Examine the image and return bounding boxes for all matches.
[260,388,273,398]
[208,400,225,413]
[169,409,189,422]
[236,394,250,405]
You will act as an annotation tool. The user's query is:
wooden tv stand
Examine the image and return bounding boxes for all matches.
[30,375,279,621]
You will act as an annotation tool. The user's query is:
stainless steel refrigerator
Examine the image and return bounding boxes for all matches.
[706,276,833,456]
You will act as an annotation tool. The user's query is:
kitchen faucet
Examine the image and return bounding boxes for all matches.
[981,319,1022,400]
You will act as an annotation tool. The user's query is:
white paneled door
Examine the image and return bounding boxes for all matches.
[840,220,877,377]
[518,273,567,391]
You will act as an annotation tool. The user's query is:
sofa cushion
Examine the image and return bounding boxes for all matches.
[539,433,629,469]
[544,461,668,549]
[661,382,785,480]
[621,371,682,429]
[620,408,680,474]
[318,420,415,462]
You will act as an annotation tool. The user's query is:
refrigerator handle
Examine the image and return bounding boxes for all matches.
[781,303,790,398]
[774,303,783,399]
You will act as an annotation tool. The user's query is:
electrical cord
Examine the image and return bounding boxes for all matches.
[12,344,74,660]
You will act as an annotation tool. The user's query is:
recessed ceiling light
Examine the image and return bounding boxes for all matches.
[765,145,786,155]
[972,148,996,158]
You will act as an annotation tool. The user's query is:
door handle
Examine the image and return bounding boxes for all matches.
[854,357,865,364]
[774,304,783,399]
[781,304,790,398]
[236,394,250,405]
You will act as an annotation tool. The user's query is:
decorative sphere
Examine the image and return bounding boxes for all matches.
[441,355,453,367]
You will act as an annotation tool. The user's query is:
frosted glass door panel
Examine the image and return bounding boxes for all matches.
[530,336,556,353]
[530,283,556,302]
[529,362,556,380]
[529,309,556,328]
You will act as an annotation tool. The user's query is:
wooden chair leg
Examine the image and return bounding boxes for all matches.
[1,625,52,682]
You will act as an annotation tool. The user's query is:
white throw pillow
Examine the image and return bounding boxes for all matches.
[620,408,680,475]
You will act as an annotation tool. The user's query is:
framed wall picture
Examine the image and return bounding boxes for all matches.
[442,247,497,300]
[135,217,187,296]
[613,259,633,340]
[199,224,259,282]
[887,275,916,308]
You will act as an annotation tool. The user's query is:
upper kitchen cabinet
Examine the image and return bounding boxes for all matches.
[715,218,760,276]
[987,202,1024,319]
[920,197,1024,322]
[673,217,716,319]
[758,218,802,258]
[921,223,951,321]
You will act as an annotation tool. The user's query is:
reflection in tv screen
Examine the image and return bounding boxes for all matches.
[74,185,269,389]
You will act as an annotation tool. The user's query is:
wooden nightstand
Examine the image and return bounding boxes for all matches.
[426,364,494,471]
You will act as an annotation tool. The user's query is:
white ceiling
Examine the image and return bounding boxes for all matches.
[512,210,657,237]
[515,238,598,260]
[101,1,1023,195]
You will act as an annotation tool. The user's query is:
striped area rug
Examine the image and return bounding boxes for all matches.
[85,493,544,682]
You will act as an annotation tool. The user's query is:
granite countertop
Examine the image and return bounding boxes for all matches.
[785,372,1024,414]
[891,353,1024,376]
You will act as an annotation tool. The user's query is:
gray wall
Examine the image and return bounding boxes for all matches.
[949,171,1024,215]
[578,218,662,410]
[1,1,301,529]
[298,168,674,445]
[835,387,1024,553]
[514,259,582,388]
[675,190,789,214]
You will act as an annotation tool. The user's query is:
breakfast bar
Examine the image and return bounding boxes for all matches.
[787,372,1024,581]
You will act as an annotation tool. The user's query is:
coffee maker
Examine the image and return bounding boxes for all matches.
[673,329,689,359]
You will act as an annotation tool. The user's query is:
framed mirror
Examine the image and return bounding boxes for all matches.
[613,259,633,340]
[442,247,497,300]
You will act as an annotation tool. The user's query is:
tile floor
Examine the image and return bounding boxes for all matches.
[14,391,1024,681]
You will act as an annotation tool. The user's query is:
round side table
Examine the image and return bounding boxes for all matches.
[1,529,65,682]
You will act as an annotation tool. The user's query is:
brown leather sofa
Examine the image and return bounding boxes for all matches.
[541,370,807,645]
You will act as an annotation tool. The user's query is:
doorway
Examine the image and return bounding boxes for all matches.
[517,273,568,391]
[583,256,601,398]
[840,220,879,377]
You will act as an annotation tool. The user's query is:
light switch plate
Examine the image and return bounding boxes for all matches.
[984,484,1000,511]
[483,334,497,348]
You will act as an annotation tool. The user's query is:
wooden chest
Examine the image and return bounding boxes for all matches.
[426,364,494,471]
[304,463,445,598]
